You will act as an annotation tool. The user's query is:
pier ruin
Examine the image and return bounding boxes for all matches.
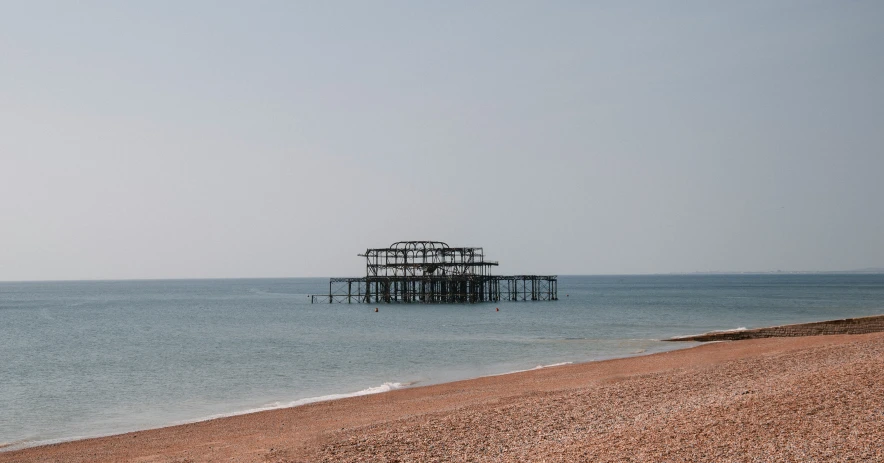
[311,241,557,303]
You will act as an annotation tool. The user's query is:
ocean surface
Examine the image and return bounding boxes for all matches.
[3,274,884,449]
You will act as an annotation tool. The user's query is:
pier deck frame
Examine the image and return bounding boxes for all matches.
[311,275,557,304]
[312,241,557,304]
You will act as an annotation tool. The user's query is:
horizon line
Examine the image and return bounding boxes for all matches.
[3,269,884,284]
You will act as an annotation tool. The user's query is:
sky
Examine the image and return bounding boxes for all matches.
[1,1,883,281]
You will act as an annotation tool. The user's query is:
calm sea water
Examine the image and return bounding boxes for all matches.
[2,274,884,448]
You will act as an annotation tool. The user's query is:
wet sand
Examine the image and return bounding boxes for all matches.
[3,332,882,462]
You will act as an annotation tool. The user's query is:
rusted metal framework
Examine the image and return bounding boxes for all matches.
[311,241,557,303]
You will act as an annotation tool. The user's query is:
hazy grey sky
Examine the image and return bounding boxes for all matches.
[2,1,882,280]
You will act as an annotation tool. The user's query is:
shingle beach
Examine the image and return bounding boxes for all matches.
[4,330,882,463]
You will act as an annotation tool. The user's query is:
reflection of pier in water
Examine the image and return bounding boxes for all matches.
[311,241,557,303]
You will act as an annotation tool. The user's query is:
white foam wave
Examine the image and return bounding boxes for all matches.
[181,381,410,424]
[531,361,573,370]
[484,361,573,378]
[260,381,409,410]
[669,326,749,339]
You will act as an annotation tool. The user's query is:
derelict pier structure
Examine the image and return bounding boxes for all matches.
[311,241,557,303]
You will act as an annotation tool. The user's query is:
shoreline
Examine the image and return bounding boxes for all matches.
[3,330,882,462]
[665,313,884,342]
[9,312,863,453]
[0,351,682,453]
[2,343,691,453]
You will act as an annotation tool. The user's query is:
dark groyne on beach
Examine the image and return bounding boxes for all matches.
[665,314,884,342]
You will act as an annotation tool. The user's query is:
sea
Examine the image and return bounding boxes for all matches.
[2,274,884,450]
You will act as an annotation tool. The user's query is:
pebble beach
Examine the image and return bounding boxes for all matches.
[3,328,882,463]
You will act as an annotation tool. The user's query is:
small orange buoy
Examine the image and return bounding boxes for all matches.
[375,307,378,312]
[496,307,499,312]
